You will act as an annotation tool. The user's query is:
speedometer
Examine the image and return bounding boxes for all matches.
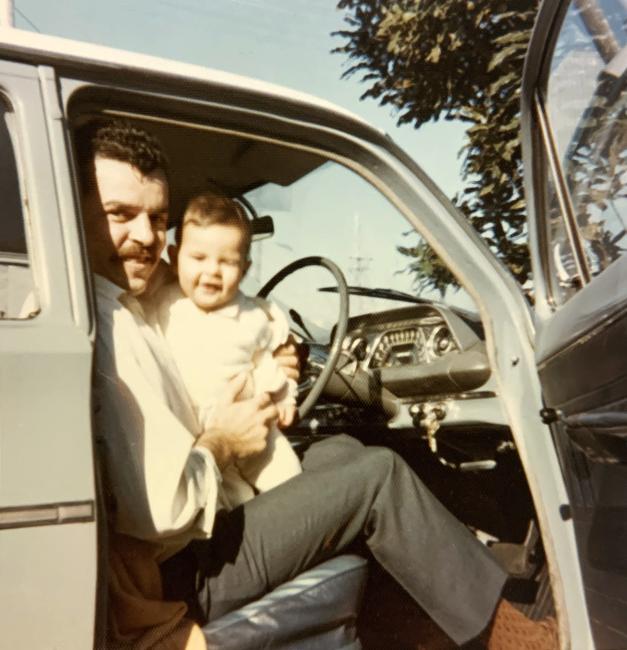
[370,327,426,368]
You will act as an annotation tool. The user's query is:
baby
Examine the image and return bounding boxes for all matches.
[152,192,301,508]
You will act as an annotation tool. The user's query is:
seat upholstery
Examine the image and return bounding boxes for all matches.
[202,554,369,650]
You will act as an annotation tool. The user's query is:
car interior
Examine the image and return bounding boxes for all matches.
[67,95,556,647]
[2,1,626,645]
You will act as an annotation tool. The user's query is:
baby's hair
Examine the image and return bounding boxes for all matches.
[176,191,252,257]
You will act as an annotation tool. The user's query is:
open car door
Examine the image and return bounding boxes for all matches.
[522,0,627,647]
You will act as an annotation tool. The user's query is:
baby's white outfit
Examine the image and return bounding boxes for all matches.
[150,283,301,509]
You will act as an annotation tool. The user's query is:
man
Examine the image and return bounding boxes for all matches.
[78,119,557,649]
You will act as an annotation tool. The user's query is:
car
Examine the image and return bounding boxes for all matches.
[0,0,624,647]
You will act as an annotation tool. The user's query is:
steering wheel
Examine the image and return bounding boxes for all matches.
[257,256,349,419]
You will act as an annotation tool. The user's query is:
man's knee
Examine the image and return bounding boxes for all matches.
[354,445,398,480]
[303,437,405,487]
[301,434,365,470]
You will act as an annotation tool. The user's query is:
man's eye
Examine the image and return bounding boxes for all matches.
[151,214,168,227]
[222,259,240,266]
[108,212,130,223]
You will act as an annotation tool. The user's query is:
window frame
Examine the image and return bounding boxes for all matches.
[530,0,626,311]
[0,89,40,320]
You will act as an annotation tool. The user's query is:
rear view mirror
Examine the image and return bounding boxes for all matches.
[251,215,274,241]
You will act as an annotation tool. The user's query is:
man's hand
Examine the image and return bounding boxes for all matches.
[194,373,278,471]
[273,335,302,382]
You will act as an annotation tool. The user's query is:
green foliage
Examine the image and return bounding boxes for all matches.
[334,0,538,294]
[566,76,627,275]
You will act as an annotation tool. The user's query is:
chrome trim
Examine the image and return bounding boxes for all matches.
[0,500,94,530]
[534,92,591,286]
[400,391,497,403]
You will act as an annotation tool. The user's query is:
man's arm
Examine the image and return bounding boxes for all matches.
[94,358,221,541]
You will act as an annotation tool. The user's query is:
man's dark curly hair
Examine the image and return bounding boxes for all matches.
[74,118,169,192]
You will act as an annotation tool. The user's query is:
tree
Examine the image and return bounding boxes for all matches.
[334,0,538,294]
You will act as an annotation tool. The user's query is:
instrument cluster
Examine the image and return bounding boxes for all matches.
[369,322,456,369]
[345,314,458,370]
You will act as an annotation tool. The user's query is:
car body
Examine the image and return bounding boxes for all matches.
[0,0,624,647]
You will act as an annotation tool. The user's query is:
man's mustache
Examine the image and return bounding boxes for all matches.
[113,245,157,264]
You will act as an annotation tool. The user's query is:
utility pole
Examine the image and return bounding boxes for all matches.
[1,0,14,28]
[349,211,372,314]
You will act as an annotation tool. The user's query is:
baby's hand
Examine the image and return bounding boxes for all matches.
[277,403,297,428]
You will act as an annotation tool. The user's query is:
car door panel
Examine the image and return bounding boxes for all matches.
[0,60,97,649]
[535,255,627,367]
[536,257,627,464]
[536,366,627,648]
[0,525,97,649]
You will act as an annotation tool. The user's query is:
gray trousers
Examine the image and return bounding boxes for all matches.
[162,435,506,645]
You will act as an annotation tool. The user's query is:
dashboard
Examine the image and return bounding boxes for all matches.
[327,304,507,431]
[343,305,470,372]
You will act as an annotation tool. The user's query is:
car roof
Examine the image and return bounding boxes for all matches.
[0,27,375,131]
[0,28,423,225]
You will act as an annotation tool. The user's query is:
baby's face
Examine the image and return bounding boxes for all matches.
[176,222,249,311]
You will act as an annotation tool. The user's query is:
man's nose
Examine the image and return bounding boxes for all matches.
[128,212,155,247]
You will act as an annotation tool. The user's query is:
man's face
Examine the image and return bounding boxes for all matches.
[82,156,169,295]
[175,222,249,312]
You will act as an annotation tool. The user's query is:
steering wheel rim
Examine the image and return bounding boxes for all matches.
[257,256,349,419]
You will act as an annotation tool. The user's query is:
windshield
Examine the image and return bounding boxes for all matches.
[239,160,476,341]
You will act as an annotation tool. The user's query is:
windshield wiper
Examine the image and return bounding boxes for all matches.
[319,285,432,305]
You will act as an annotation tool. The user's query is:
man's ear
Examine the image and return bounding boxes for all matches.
[242,259,252,277]
[167,244,179,275]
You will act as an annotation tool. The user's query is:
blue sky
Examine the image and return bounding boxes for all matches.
[13,0,476,329]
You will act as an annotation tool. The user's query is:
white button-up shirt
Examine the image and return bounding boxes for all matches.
[93,275,221,556]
